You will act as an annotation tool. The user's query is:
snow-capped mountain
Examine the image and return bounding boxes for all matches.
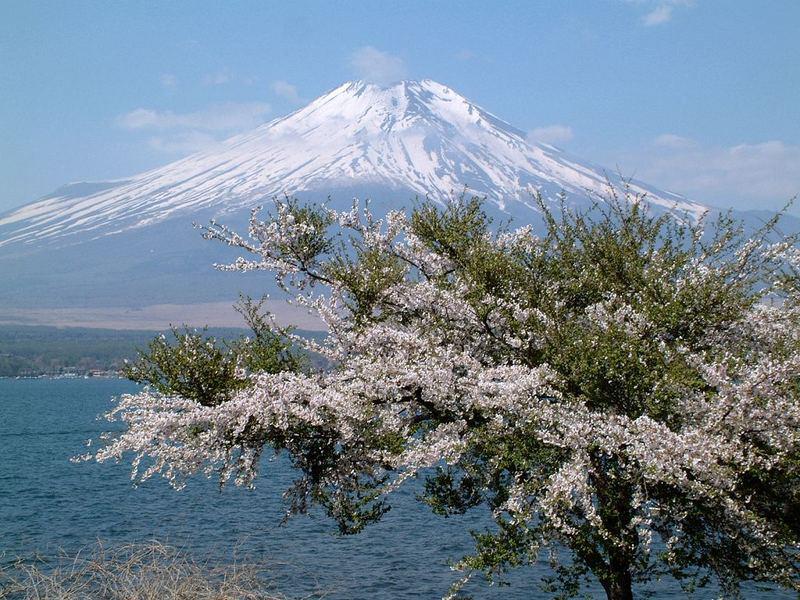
[0,79,707,250]
[3,79,787,317]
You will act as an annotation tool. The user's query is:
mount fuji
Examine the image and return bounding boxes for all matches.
[0,80,785,320]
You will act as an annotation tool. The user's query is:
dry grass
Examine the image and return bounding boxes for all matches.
[0,541,313,600]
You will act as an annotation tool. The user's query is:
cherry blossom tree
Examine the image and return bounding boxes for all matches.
[84,193,800,599]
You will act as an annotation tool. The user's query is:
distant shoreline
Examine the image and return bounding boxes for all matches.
[1,372,124,380]
[0,301,325,331]
[0,323,325,379]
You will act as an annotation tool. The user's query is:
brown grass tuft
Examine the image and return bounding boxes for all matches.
[0,541,315,600]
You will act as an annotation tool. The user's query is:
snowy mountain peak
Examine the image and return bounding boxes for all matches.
[0,79,707,248]
[287,79,524,138]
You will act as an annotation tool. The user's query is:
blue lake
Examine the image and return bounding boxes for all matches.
[0,379,791,598]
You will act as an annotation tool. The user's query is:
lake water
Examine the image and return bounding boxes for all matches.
[0,379,791,599]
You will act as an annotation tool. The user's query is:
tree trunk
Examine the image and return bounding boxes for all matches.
[590,453,637,600]
[601,567,634,600]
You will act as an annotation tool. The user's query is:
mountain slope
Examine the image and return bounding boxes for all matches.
[0,80,707,250]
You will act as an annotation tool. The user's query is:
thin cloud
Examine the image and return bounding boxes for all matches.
[160,73,178,89]
[350,46,407,86]
[626,0,695,26]
[653,133,696,149]
[201,69,258,87]
[202,70,233,86]
[271,80,302,104]
[147,131,221,154]
[638,136,800,208]
[528,125,574,146]
[644,5,674,25]
[117,102,271,154]
[117,102,271,132]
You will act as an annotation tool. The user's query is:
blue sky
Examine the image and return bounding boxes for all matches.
[1,0,798,213]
